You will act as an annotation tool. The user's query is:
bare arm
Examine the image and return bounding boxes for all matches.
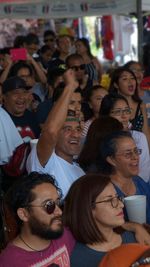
[122,222,150,245]
[37,69,78,166]
[27,54,47,85]
[0,55,13,83]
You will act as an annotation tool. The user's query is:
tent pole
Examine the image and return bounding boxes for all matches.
[137,0,143,62]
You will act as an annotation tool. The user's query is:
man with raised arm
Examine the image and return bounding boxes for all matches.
[26,69,85,197]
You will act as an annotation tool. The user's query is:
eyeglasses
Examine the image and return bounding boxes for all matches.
[110,108,132,116]
[44,38,55,43]
[27,199,62,215]
[94,195,124,208]
[71,64,85,71]
[116,147,142,159]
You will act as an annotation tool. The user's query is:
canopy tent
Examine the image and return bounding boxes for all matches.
[0,0,145,19]
[0,0,148,60]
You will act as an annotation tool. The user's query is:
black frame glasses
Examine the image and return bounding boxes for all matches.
[26,199,62,214]
[110,108,132,116]
[94,195,124,208]
[71,64,85,71]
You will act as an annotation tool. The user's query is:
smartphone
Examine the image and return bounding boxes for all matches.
[10,48,27,61]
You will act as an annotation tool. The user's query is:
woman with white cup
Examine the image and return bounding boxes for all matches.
[95,131,150,224]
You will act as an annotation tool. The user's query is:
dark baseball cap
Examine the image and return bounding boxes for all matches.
[2,76,30,94]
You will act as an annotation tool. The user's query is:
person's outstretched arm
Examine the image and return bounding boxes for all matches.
[37,69,78,166]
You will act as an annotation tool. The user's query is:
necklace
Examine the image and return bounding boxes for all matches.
[19,235,43,256]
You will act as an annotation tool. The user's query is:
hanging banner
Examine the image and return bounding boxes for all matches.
[0,0,137,19]
[0,0,39,2]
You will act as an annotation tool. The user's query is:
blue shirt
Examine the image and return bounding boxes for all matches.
[71,231,136,267]
[114,176,150,224]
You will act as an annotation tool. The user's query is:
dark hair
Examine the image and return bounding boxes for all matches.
[40,45,51,55]
[52,83,82,103]
[13,35,25,48]
[47,67,65,87]
[124,60,143,69]
[98,131,133,175]
[65,53,84,68]
[8,61,34,78]
[108,67,141,103]
[64,173,111,244]
[85,85,107,102]
[78,116,123,172]
[6,172,62,229]
[24,33,39,45]
[43,30,56,39]
[76,38,93,59]
[83,85,107,119]
[99,94,129,116]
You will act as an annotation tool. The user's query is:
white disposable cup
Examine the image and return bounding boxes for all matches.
[30,139,38,150]
[124,195,146,224]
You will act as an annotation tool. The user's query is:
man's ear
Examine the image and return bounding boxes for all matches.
[17,208,29,223]
[106,156,116,167]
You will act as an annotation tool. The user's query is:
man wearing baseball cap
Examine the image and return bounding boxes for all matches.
[1,76,40,191]
[2,76,40,139]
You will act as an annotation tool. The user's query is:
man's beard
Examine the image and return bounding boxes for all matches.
[28,215,64,240]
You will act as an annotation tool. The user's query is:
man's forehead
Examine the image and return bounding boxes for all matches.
[63,118,80,126]
[71,92,81,99]
[32,182,58,199]
[6,88,27,95]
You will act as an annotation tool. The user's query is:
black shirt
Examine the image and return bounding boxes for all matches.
[5,109,40,142]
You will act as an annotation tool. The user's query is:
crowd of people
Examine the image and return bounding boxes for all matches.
[0,29,150,267]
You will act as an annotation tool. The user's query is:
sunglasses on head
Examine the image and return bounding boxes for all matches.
[71,64,85,71]
[27,199,63,215]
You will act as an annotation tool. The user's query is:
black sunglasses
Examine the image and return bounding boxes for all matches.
[71,64,85,71]
[27,199,62,215]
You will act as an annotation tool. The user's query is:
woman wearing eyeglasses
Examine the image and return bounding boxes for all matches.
[108,67,150,147]
[97,131,150,224]
[99,94,150,182]
[64,173,137,267]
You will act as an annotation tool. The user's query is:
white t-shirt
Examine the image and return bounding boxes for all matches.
[131,130,150,182]
[0,107,23,164]
[26,146,85,197]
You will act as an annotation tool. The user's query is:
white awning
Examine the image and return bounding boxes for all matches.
[0,0,138,19]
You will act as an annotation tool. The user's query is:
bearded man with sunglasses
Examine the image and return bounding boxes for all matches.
[0,172,75,267]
